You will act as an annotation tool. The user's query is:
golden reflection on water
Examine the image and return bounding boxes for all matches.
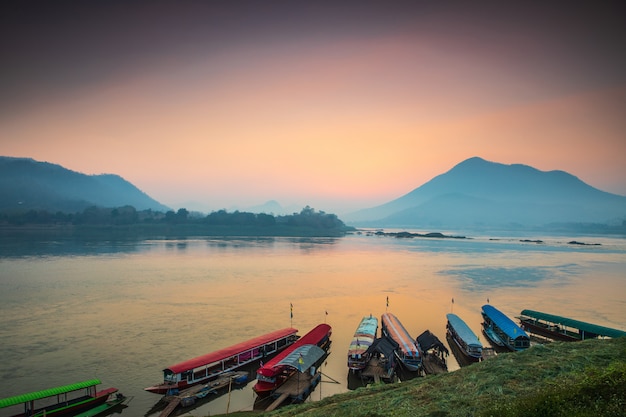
[0,234,625,416]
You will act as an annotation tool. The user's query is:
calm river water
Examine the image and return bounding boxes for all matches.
[1,231,625,416]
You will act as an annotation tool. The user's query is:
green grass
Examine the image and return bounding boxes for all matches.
[218,337,626,417]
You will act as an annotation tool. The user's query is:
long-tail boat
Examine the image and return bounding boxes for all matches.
[481,304,529,351]
[253,323,332,396]
[446,313,483,361]
[347,315,378,371]
[145,327,298,395]
[381,313,422,371]
[0,379,122,417]
[518,309,626,341]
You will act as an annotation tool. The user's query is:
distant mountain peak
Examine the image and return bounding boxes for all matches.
[0,156,169,212]
[343,157,626,228]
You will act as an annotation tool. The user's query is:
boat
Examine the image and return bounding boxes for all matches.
[359,337,398,383]
[416,330,449,374]
[518,309,626,342]
[71,392,128,417]
[347,315,378,371]
[253,323,332,396]
[380,313,422,371]
[0,379,122,417]
[145,327,298,395]
[446,313,483,361]
[481,304,530,351]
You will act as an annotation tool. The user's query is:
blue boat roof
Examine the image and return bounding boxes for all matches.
[447,313,482,348]
[482,305,529,340]
[354,316,378,337]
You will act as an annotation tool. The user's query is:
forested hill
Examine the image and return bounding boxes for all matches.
[0,156,169,212]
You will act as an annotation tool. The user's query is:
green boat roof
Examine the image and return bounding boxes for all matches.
[520,310,626,339]
[0,379,101,408]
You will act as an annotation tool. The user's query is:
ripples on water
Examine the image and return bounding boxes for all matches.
[0,232,624,416]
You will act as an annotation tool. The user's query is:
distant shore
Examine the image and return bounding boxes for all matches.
[0,223,354,238]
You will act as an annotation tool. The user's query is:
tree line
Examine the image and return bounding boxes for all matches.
[0,205,351,232]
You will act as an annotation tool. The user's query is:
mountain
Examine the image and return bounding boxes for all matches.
[344,157,626,229]
[0,157,169,212]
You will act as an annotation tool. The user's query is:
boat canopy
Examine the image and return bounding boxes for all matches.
[166,328,297,374]
[0,379,102,409]
[354,316,378,337]
[447,313,482,347]
[417,330,449,355]
[520,310,626,339]
[365,337,398,359]
[482,305,528,340]
[259,324,331,371]
[274,344,325,372]
[382,313,419,356]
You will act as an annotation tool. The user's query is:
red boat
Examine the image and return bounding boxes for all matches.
[253,323,332,396]
[145,328,298,395]
[0,379,121,417]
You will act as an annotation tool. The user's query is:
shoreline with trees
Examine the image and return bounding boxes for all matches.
[0,205,355,237]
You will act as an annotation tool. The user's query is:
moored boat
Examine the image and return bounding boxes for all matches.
[0,379,122,417]
[145,327,298,395]
[347,315,378,371]
[481,305,529,351]
[380,313,422,371]
[518,309,626,341]
[446,313,483,361]
[253,323,332,396]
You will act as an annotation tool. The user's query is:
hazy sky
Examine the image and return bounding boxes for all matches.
[2,1,625,214]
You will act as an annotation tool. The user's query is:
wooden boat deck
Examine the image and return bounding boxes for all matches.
[158,398,181,417]
[422,352,447,375]
[361,357,396,383]
[264,371,320,411]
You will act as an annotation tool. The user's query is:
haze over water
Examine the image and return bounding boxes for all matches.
[1,231,625,416]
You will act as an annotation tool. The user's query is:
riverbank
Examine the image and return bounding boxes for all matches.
[225,337,625,417]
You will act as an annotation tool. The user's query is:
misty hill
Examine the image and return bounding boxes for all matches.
[0,156,169,212]
[344,157,626,229]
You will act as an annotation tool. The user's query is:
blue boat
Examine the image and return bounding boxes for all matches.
[446,313,483,361]
[481,305,530,351]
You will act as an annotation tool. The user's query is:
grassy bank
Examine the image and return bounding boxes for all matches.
[225,337,625,417]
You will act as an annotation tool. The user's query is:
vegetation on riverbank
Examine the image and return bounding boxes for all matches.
[226,337,625,417]
[0,206,355,237]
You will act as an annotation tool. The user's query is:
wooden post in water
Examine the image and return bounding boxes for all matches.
[226,375,232,414]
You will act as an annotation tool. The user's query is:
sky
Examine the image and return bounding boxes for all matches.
[1,1,625,214]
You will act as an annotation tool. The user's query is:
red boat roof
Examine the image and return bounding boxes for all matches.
[257,324,331,375]
[166,328,298,374]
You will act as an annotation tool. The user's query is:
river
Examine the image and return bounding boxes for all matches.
[1,230,625,416]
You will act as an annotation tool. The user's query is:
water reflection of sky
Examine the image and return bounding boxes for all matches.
[439,264,580,291]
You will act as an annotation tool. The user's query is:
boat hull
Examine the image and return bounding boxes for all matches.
[519,319,580,342]
[447,328,481,362]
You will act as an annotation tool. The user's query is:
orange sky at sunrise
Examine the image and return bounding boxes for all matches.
[1,2,625,214]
